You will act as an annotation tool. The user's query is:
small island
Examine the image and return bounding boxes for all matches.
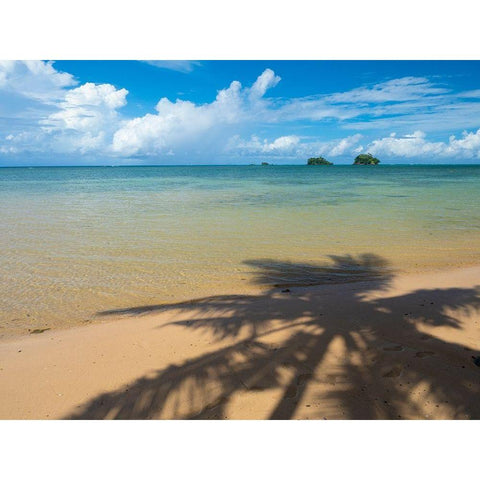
[261,162,270,166]
[307,156,333,165]
[353,153,380,165]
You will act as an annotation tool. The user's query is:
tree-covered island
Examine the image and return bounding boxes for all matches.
[353,153,380,165]
[307,156,333,165]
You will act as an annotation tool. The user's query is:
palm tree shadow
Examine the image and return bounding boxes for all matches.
[68,253,480,420]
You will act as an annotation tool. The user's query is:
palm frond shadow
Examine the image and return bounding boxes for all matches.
[69,253,480,419]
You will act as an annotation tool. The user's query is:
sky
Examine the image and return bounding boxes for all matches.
[1,60,480,166]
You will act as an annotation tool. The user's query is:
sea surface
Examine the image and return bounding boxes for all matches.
[1,165,480,336]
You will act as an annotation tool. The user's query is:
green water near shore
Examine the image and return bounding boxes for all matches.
[1,165,480,336]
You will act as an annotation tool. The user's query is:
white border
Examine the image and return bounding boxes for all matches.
[1,0,480,59]
[1,420,478,479]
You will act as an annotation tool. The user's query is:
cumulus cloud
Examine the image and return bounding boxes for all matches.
[0,62,132,156]
[368,129,480,159]
[368,131,443,157]
[45,83,128,153]
[446,129,480,155]
[44,83,127,131]
[111,70,280,156]
[4,81,129,155]
[262,135,299,152]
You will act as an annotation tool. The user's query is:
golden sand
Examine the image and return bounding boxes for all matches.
[1,262,479,420]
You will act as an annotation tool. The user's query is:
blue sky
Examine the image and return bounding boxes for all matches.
[1,60,480,165]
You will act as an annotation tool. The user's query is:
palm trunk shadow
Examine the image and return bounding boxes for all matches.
[268,330,334,419]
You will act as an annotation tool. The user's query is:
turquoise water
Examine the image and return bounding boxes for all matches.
[1,165,480,336]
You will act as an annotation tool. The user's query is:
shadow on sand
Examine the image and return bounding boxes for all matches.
[68,253,480,419]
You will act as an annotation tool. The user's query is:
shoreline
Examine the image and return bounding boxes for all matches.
[1,263,479,419]
[3,259,480,341]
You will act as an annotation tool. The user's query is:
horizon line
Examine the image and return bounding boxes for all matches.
[1,163,480,168]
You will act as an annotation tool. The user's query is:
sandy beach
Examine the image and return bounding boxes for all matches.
[1,260,479,420]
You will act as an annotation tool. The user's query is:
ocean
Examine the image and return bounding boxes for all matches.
[1,165,480,336]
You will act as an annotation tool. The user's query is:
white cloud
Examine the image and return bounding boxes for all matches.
[328,77,449,104]
[249,68,281,99]
[456,89,480,99]
[0,60,76,102]
[300,134,363,158]
[143,61,202,73]
[446,129,480,155]
[62,82,128,109]
[226,135,300,155]
[42,83,128,153]
[272,76,480,135]
[347,101,480,133]
[44,83,127,131]
[226,133,363,159]
[271,76,452,124]
[262,135,299,152]
[368,129,480,159]
[3,81,129,155]
[111,70,280,156]
[227,129,480,161]
[368,131,443,157]
[329,134,363,156]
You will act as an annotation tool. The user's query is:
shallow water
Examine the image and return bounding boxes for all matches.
[1,165,480,336]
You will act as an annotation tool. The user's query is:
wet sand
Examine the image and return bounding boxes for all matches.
[0,262,479,420]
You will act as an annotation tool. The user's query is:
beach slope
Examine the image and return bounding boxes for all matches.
[1,263,479,420]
